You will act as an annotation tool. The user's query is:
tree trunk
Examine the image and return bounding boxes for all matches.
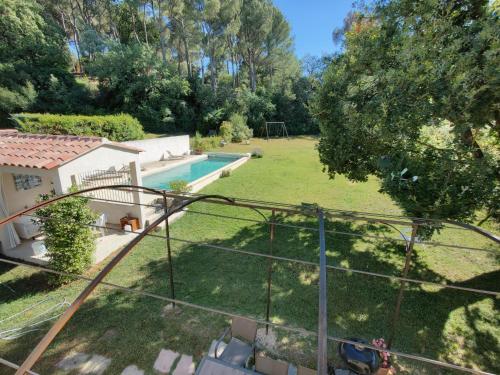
[249,58,257,92]
[143,2,149,46]
[200,56,205,82]
[70,7,83,73]
[462,127,484,159]
[209,45,217,93]
[181,30,191,78]
[155,0,167,65]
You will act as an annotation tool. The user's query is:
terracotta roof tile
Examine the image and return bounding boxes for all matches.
[0,132,141,170]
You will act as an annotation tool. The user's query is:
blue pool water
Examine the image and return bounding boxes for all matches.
[142,156,239,190]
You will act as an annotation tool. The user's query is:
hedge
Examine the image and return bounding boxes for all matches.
[12,113,145,141]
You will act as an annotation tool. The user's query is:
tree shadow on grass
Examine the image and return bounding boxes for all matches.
[0,213,498,374]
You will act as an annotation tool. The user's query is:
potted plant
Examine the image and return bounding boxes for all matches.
[169,179,192,209]
[192,132,205,155]
[372,338,395,375]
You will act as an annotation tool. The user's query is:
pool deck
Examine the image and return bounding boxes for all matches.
[141,155,207,177]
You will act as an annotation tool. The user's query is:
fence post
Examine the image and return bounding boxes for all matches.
[163,191,176,308]
[387,223,419,349]
[265,209,276,334]
[317,209,328,375]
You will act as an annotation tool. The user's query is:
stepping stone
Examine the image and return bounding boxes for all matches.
[208,339,227,358]
[121,365,145,375]
[80,354,111,375]
[172,354,194,375]
[57,352,90,370]
[153,349,179,373]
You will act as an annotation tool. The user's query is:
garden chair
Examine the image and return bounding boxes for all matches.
[214,317,257,367]
[297,365,316,375]
[255,354,289,375]
[162,150,186,161]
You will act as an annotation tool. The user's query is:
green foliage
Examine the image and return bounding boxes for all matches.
[272,77,319,135]
[192,132,205,152]
[203,136,222,150]
[0,0,92,123]
[251,148,263,158]
[89,43,190,133]
[36,191,97,286]
[1,0,320,136]
[191,131,222,152]
[235,88,275,132]
[13,113,144,141]
[219,121,233,142]
[317,0,500,232]
[229,113,253,142]
[169,179,192,193]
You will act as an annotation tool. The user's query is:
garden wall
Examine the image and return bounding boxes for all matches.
[122,135,190,164]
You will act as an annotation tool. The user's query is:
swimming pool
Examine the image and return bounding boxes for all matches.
[142,155,241,190]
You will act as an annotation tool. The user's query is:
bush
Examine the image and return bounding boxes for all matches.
[169,179,191,193]
[13,113,145,141]
[219,121,233,143]
[230,113,253,142]
[36,191,97,286]
[191,132,222,152]
[251,148,263,158]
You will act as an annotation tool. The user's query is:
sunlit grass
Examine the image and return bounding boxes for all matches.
[0,137,498,374]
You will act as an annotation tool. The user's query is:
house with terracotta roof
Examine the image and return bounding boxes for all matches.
[0,129,145,263]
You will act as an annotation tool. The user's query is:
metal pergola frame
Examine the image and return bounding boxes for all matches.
[0,185,498,375]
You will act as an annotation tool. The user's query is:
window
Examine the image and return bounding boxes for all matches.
[13,174,42,191]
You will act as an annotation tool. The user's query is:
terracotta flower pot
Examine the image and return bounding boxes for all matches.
[375,368,394,375]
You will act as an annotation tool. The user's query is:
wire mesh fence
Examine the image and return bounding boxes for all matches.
[0,186,498,375]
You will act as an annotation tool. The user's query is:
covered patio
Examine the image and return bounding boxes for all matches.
[0,129,144,264]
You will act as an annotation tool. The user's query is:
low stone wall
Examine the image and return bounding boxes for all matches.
[123,135,190,164]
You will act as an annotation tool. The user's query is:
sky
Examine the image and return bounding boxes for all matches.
[273,0,354,59]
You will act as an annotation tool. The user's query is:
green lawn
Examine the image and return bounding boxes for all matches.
[1,137,498,374]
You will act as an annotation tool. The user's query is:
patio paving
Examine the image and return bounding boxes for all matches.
[121,365,144,375]
[153,349,179,373]
[172,354,195,375]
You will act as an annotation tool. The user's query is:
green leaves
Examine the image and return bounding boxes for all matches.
[317,0,500,229]
[12,113,145,141]
[36,193,97,286]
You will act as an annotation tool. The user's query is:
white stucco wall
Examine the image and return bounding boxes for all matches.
[122,135,190,164]
[56,145,141,193]
[0,145,144,242]
[0,168,57,213]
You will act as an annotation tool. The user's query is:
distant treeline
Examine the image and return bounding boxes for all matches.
[1,0,328,135]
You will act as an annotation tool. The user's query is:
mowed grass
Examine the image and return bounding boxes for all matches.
[0,137,498,374]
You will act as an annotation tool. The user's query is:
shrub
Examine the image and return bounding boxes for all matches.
[202,136,222,150]
[219,121,233,143]
[251,148,263,158]
[191,132,222,152]
[230,113,253,142]
[169,179,191,193]
[220,169,231,178]
[192,132,204,153]
[36,190,97,286]
[12,113,145,141]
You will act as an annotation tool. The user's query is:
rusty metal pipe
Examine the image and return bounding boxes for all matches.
[14,194,233,375]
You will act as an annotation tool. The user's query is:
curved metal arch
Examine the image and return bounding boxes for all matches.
[0,184,165,227]
[13,190,234,375]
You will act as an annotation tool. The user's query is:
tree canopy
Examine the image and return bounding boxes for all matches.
[317,0,499,229]
[0,0,318,134]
